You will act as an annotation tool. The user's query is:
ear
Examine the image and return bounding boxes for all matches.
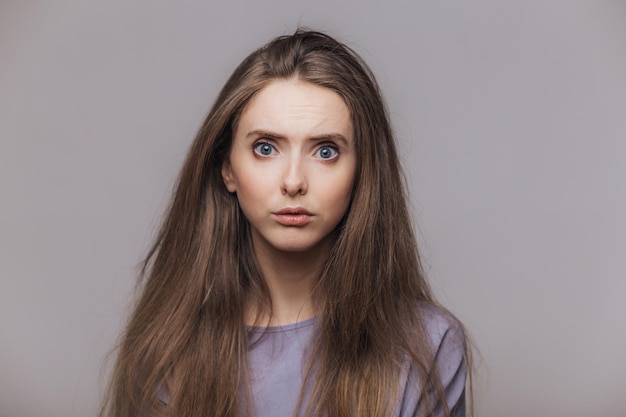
[221,159,237,193]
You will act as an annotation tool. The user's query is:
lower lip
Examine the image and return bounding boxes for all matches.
[273,214,312,226]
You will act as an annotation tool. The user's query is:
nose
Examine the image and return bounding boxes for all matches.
[281,156,307,196]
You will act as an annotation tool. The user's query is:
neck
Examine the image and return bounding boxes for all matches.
[247,236,332,327]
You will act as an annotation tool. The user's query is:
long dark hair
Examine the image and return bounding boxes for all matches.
[100,29,472,417]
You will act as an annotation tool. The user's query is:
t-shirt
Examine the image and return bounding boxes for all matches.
[247,306,467,417]
[156,306,467,416]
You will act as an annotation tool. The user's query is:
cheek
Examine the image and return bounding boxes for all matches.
[323,170,355,215]
[232,166,274,208]
[336,165,357,198]
[233,163,264,191]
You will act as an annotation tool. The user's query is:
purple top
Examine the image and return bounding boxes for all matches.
[247,307,467,417]
[156,307,466,416]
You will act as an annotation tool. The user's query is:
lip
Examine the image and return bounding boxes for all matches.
[273,207,313,226]
[274,207,313,215]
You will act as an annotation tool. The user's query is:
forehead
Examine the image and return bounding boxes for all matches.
[235,79,353,141]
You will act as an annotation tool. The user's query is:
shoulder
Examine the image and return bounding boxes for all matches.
[396,303,468,416]
[417,303,466,356]
[417,303,467,393]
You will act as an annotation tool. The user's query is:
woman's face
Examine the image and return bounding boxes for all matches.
[222,78,356,257]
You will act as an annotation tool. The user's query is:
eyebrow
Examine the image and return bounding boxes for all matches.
[245,129,351,147]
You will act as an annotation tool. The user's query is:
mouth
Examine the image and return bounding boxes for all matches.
[274,207,313,215]
[273,207,313,226]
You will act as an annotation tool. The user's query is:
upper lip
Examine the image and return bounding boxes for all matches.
[274,207,313,215]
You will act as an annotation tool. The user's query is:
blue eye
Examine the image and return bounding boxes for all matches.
[254,142,275,156]
[316,146,338,160]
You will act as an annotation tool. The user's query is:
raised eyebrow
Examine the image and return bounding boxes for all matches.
[309,134,350,147]
[245,130,351,146]
[245,129,285,140]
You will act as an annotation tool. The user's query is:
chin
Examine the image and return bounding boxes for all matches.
[269,235,332,254]
[273,241,321,253]
[252,228,336,256]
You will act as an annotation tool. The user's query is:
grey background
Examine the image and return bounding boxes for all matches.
[1,1,625,416]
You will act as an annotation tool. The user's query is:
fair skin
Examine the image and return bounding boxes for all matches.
[222,78,356,326]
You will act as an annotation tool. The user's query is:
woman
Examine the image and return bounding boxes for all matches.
[100,29,471,417]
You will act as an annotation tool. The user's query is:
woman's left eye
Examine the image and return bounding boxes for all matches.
[316,146,338,160]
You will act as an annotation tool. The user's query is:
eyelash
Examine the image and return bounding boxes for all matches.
[252,141,340,160]
[315,144,339,160]
[253,141,276,157]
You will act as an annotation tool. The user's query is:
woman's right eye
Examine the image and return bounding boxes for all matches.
[253,142,276,157]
